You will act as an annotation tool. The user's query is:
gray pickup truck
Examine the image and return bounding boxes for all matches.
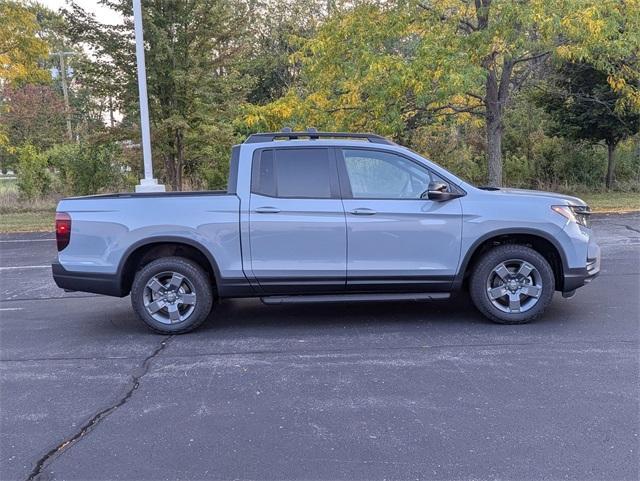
[52,130,600,333]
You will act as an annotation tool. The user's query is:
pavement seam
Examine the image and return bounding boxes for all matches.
[24,335,173,481]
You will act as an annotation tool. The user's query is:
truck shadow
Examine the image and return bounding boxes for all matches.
[198,294,486,333]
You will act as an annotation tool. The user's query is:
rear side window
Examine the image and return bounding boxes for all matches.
[252,148,333,198]
[252,149,276,196]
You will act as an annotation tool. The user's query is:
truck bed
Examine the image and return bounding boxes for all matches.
[56,192,244,281]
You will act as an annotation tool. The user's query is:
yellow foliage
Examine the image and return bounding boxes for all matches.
[0,1,49,85]
[240,0,640,137]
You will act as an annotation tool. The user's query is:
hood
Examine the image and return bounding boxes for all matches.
[479,187,588,207]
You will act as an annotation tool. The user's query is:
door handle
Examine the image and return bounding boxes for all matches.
[255,206,281,214]
[350,208,376,215]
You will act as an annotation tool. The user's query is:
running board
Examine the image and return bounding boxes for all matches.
[261,292,450,305]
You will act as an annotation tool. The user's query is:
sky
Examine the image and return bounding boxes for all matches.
[39,0,123,25]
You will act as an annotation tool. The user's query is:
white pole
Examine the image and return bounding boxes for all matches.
[133,0,165,192]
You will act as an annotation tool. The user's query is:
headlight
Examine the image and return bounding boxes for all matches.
[552,205,591,227]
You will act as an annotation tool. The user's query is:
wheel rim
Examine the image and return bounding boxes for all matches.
[486,259,543,314]
[142,271,197,324]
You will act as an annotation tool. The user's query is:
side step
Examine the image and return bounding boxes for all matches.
[261,292,450,305]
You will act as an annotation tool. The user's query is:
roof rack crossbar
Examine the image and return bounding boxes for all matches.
[244,131,394,145]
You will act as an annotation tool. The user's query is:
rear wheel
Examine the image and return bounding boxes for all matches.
[131,256,213,334]
[469,244,555,324]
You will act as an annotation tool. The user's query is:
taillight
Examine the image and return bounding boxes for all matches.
[55,212,71,251]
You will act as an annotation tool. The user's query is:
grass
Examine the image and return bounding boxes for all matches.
[579,192,639,213]
[0,180,637,233]
[0,211,55,233]
[0,178,58,233]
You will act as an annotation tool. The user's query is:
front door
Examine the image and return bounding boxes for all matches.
[337,147,463,292]
[248,147,346,294]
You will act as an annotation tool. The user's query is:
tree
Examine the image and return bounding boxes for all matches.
[65,0,252,190]
[538,62,639,189]
[245,0,639,187]
[1,84,67,150]
[555,0,640,115]
[241,0,328,106]
[0,0,50,86]
[243,4,424,139]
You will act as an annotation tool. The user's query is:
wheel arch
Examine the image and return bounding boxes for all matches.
[117,236,222,296]
[455,228,568,291]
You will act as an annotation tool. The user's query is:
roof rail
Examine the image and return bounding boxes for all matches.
[244,128,394,145]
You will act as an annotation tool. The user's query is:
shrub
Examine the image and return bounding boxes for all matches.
[45,142,133,196]
[16,144,50,200]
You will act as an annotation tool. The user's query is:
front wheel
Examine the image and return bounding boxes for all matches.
[469,244,555,324]
[131,256,214,334]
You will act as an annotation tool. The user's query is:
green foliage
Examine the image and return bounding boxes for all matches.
[2,0,638,201]
[46,142,133,195]
[241,0,327,106]
[538,62,639,147]
[535,61,639,188]
[555,0,640,112]
[410,123,487,184]
[243,4,419,137]
[65,0,253,191]
[184,123,238,190]
[243,0,639,187]
[16,144,50,199]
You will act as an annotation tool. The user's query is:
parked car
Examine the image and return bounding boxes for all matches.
[52,130,600,333]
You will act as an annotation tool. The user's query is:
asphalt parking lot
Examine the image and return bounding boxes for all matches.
[1,214,638,481]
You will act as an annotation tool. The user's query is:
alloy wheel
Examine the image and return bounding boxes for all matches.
[142,271,197,324]
[486,259,543,314]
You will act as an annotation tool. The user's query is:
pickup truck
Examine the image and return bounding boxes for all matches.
[52,130,601,334]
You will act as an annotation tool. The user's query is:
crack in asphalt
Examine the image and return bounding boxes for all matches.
[614,223,640,235]
[25,336,173,481]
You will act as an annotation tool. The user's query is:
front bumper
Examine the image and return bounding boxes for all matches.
[562,243,601,292]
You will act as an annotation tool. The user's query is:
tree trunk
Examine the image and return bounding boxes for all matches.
[175,130,184,191]
[606,141,616,190]
[483,56,513,188]
[163,152,176,191]
[485,70,502,187]
[486,106,502,187]
[109,96,115,128]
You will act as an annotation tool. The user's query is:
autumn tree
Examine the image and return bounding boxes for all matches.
[246,0,639,187]
[0,0,50,86]
[1,84,67,149]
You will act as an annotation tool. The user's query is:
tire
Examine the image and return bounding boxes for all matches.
[131,256,214,334]
[469,244,555,324]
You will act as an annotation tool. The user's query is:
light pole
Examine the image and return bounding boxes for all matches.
[132,0,165,192]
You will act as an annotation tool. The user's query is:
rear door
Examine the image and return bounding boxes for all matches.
[248,147,347,294]
[337,147,463,292]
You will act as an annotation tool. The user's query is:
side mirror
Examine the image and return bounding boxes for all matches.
[422,181,462,201]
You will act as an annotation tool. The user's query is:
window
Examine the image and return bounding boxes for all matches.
[342,149,433,199]
[252,148,333,198]
[252,149,276,197]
